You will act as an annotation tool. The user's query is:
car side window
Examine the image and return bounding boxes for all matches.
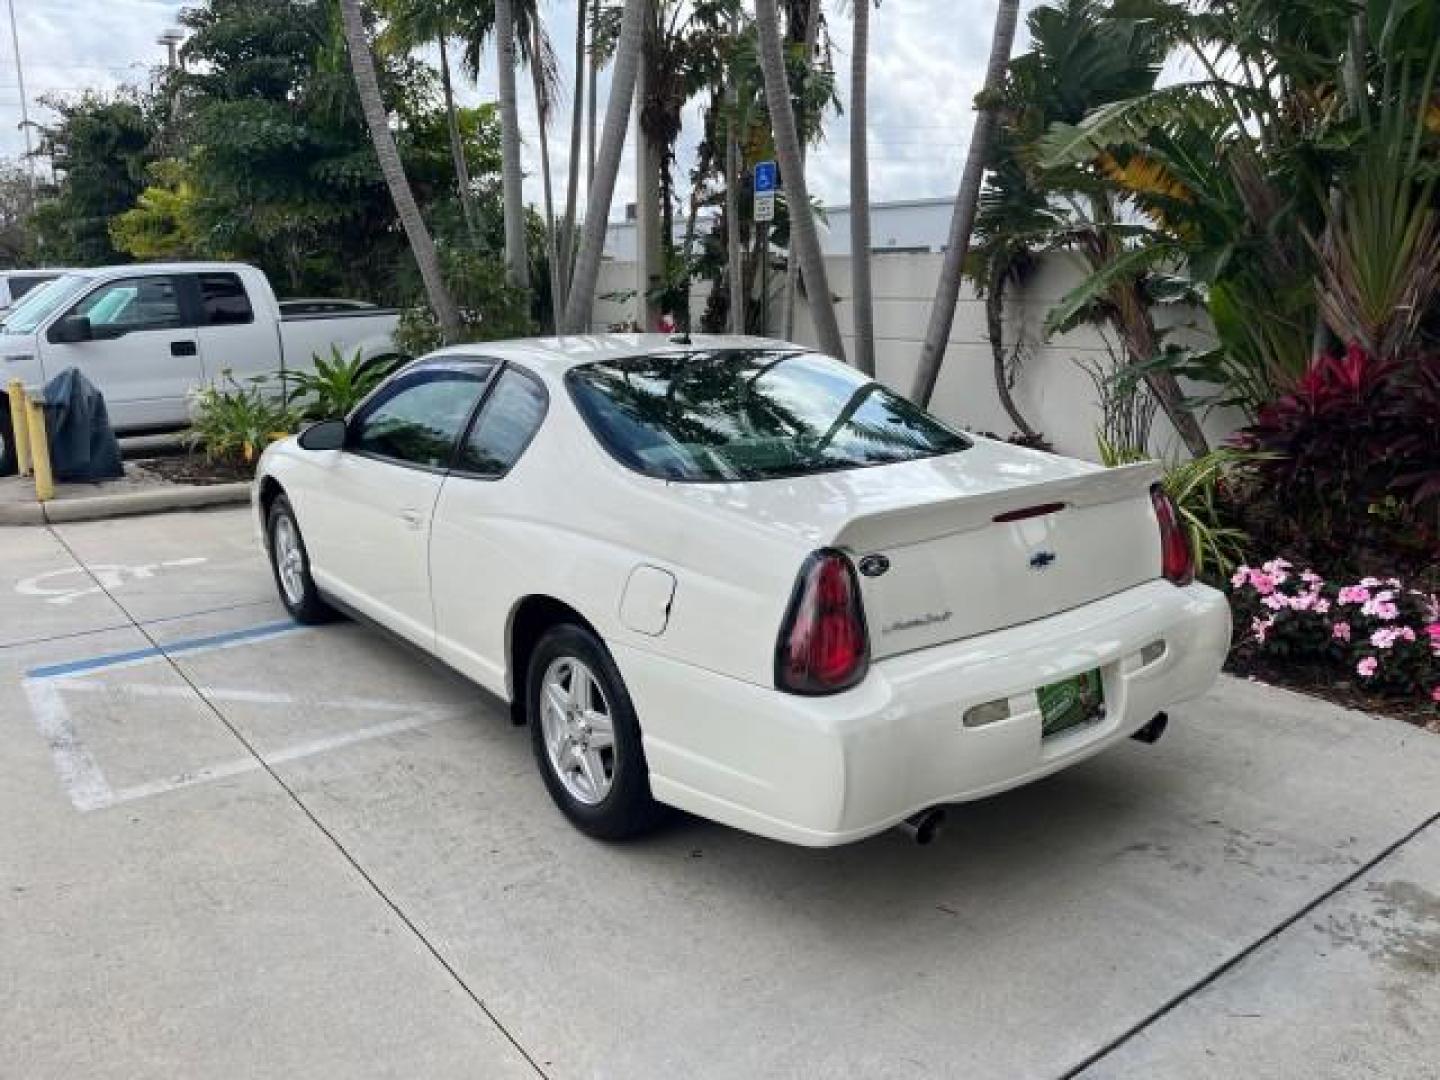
[73,276,182,333]
[455,368,548,476]
[197,273,254,326]
[350,369,492,470]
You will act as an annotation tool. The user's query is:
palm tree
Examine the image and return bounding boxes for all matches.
[494,0,530,288]
[338,0,461,342]
[910,0,1019,406]
[849,0,875,375]
[781,0,822,341]
[563,0,649,333]
[725,6,745,334]
[557,0,590,317]
[754,0,844,360]
[379,0,479,240]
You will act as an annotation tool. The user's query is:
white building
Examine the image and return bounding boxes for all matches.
[603,196,954,260]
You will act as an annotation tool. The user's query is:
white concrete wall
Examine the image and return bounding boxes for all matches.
[591,252,1242,462]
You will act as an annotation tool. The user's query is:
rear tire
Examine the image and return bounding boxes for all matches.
[527,623,666,840]
[266,494,337,625]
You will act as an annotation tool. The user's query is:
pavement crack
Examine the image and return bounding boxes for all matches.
[43,526,552,1080]
[1057,809,1440,1079]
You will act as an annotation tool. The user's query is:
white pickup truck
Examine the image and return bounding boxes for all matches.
[0,261,402,467]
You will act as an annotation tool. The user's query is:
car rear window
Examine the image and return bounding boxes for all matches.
[566,350,969,482]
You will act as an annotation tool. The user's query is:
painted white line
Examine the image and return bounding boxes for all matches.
[16,557,210,606]
[61,679,443,714]
[100,708,462,809]
[21,678,115,812]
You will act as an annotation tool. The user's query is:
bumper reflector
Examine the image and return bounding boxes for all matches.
[963,698,1012,729]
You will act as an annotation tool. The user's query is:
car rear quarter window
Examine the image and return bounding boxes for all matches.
[455,368,547,476]
[197,273,254,325]
[567,349,968,482]
[350,368,493,470]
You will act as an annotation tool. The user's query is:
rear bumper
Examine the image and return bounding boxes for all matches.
[614,579,1230,847]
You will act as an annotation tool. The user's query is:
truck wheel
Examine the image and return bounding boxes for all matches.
[0,394,16,477]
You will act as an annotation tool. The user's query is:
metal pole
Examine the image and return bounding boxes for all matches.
[5,0,35,205]
[25,394,51,501]
[7,377,31,476]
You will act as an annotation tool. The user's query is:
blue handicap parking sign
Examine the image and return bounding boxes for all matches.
[754,160,778,193]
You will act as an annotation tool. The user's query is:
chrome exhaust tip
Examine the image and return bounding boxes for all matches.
[898,807,946,845]
[1131,711,1169,745]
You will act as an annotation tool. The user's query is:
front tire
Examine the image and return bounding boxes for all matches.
[266,494,336,625]
[527,624,666,840]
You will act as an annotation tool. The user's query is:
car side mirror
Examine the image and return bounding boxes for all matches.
[297,418,346,451]
[50,315,93,343]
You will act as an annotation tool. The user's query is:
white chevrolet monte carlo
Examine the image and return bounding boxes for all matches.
[254,335,1230,846]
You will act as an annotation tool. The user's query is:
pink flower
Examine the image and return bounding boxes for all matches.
[1332,622,1352,642]
[1357,656,1378,678]
[1360,576,1382,588]
[1230,568,1249,590]
[1359,590,1399,620]
[1250,572,1277,596]
[1425,623,1440,655]
[1313,599,1331,615]
[1338,586,1371,605]
[1252,615,1275,643]
[1301,570,1323,586]
[1262,593,1288,611]
[1370,627,1415,650]
[1432,687,1440,704]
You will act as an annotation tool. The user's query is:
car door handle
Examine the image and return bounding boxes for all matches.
[171,340,197,357]
[398,509,423,529]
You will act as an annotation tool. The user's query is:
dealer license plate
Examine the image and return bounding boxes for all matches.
[1038,669,1105,738]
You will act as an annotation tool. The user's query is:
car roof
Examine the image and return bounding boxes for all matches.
[419,333,809,380]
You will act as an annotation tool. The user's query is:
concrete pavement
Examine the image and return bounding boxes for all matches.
[3,507,1438,1079]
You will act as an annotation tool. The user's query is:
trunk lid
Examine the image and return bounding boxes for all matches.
[669,438,1165,659]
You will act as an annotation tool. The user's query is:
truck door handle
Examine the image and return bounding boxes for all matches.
[171,340,197,357]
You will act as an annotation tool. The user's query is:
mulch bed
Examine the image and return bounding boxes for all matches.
[134,454,255,486]
[1225,648,1440,732]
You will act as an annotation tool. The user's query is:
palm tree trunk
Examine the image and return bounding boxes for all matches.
[985,260,1038,439]
[438,31,478,243]
[635,35,663,331]
[850,0,875,376]
[782,0,821,341]
[725,8,745,335]
[562,0,648,334]
[754,0,844,361]
[495,0,531,289]
[338,0,460,342]
[531,23,563,333]
[587,29,598,191]
[910,0,1018,406]
[558,0,589,316]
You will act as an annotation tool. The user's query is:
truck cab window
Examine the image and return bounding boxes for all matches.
[74,277,182,333]
[198,273,254,326]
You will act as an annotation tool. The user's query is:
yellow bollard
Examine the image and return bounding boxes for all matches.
[25,395,53,502]
[6,377,31,477]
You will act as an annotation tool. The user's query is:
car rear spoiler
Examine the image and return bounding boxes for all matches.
[832,461,1164,552]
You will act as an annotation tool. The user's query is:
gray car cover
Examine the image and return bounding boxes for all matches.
[42,367,124,483]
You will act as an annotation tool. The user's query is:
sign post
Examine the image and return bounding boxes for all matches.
[753,161,777,332]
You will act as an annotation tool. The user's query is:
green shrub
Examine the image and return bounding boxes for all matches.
[286,346,398,420]
[1098,436,1253,579]
[188,373,299,467]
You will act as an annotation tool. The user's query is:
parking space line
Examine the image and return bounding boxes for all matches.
[25,620,304,680]
[21,677,115,812]
[102,708,463,809]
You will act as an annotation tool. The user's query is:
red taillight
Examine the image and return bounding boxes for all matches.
[775,549,870,695]
[1151,484,1194,586]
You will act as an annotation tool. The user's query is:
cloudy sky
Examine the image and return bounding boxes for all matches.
[0,0,1040,215]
